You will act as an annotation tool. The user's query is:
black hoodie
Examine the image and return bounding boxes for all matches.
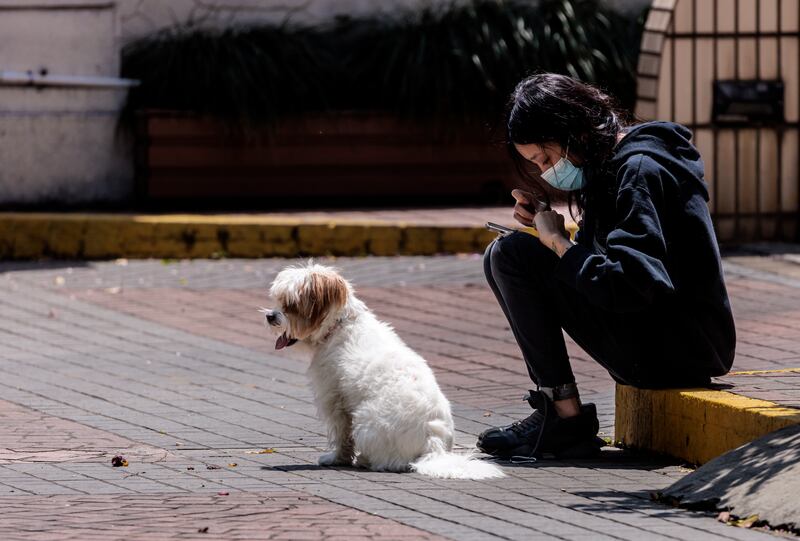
[554,121,736,377]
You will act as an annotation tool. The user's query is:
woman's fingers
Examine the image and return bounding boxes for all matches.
[511,189,532,205]
[513,210,534,227]
[514,203,536,223]
[515,203,535,220]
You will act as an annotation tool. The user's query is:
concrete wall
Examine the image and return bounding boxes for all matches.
[0,1,133,206]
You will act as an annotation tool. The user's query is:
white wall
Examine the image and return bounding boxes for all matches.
[0,1,133,206]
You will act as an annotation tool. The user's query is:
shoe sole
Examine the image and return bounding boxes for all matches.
[547,436,606,460]
[482,436,605,461]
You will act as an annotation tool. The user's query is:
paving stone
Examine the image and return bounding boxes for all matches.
[0,255,795,539]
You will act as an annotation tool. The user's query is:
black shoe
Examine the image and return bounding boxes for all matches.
[476,390,602,459]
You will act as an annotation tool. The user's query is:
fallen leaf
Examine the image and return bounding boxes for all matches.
[483,412,492,417]
[245,448,275,455]
[111,455,128,467]
[733,515,759,528]
[206,465,221,470]
[217,491,229,496]
[187,467,195,471]
[717,511,731,523]
[115,258,129,266]
[228,463,237,467]
[198,527,209,533]
[54,276,65,286]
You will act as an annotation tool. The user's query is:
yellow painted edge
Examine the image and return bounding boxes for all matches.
[0,212,578,259]
[729,367,800,375]
[674,388,800,420]
[616,384,800,465]
[0,212,398,227]
[0,212,579,231]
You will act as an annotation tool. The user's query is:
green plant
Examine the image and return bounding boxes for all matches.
[121,0,645,128]
[338,0,644,121]
[122,24,332,126]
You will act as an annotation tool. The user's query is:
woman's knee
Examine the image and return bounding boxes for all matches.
[483,239,497,281]
[488,231,551,272]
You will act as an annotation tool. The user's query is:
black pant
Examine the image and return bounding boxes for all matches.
[484,232,711,389]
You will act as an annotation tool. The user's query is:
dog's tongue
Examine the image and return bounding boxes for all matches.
[275,333,297,350]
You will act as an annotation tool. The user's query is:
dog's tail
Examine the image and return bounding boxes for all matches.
[410,452,504,480]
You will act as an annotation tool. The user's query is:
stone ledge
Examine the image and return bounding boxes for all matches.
[615,369,800,465]
[0,212,573,259]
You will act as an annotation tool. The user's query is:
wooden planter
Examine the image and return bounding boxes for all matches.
[135,111,518,201]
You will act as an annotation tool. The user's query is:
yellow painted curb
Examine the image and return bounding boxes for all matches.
[615,383,800,465]
[729,368,800,375]
[0,212,578,259]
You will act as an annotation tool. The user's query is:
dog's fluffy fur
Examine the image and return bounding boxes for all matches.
[266,263,503,480]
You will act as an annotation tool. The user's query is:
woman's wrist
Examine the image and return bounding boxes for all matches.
[548,235,575,258]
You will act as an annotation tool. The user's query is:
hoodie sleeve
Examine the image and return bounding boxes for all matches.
[554,155,676,312]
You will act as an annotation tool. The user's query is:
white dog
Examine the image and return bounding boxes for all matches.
[264,263,503,480]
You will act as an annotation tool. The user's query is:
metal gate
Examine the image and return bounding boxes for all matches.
[635,0,800,242]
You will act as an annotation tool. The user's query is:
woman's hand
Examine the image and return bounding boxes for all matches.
[511,189,540,226]
[534,210,574,257]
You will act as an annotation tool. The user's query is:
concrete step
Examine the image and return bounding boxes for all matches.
[616,368,800,465]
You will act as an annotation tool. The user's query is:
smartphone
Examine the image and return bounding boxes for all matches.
[485,222,516,237]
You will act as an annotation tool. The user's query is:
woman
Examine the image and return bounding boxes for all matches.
[478,73,736,460]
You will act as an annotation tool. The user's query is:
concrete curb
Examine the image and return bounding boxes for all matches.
[0,212,520,259]
[615,370,800,465]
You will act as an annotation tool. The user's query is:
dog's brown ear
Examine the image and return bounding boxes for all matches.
[299,271,349,329]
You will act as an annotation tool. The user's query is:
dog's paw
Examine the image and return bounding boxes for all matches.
[318,452,351,467]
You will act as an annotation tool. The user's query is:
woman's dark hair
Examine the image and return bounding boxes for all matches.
[506,73,628,216]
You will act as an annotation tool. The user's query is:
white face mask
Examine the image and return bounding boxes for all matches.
[540,145,585,191]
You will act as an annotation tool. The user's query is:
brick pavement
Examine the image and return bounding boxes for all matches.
[0,492,446,540]
[0,254,798,539]
[716,370,800,409]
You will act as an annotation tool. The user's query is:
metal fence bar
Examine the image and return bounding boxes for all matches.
[755,0,762,238]
[797,0,800,240]
[734,0,741,239]
[671,12,677,121]
[692,0,698,129]
[0,71,138,89]
[670,31,798,38]
[777,0,784,238]
[713,0,720,221]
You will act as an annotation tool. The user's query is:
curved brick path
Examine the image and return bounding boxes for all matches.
[1,253,798,540]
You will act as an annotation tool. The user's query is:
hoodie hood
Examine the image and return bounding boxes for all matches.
[610,121,708,201]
